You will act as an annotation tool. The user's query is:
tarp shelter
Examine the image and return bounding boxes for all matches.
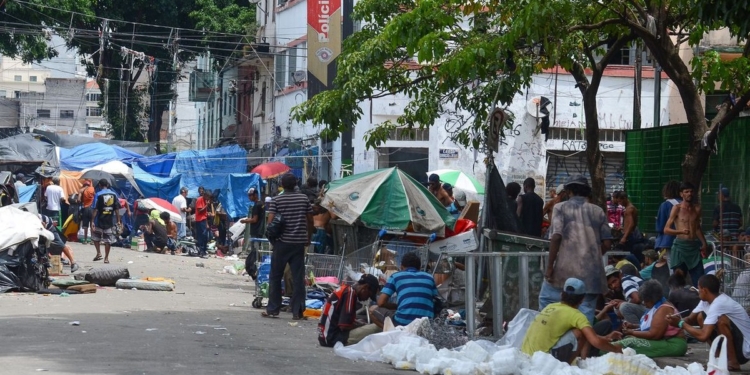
[81,160,144,197]
[133,164,182,201]
[33,129,157,156]
[59,170,84,199]
[17,184,37,203]
[60,143,144,171]
[0,134,59,171]
[135,153,176,178]
[219,173,263,220]
[172,145,247,198]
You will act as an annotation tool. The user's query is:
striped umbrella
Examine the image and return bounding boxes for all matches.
[321,167,456,236]
[427,169,485,195]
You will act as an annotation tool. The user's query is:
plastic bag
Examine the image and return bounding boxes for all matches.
[496,308,539,349]
[707,334,729,375]
[333,330,427,362]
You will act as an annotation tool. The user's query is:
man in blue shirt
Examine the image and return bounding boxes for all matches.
[372,252,438,327]
[91,179,121,264]
[655,180,681,264]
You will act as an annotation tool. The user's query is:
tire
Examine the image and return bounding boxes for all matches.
[252,298,262,309]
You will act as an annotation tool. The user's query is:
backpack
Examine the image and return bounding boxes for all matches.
[265,214,285,243]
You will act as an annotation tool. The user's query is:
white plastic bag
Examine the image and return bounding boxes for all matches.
[707,334,729,375]
[497,308,539,349]
[333,330,427,362]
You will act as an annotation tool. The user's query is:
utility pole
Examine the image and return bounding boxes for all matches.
[654,62,662,127]
[98,19,108,79]
[166,29,179,153]
[633,42,643,130]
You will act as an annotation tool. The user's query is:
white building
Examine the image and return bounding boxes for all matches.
[0,55,51,99]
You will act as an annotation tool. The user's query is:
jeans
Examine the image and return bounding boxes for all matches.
[539,281,598,324]
[176,222,186,239]
[677,262,706,287]
[266,241,306,316]
[195,220,208,256]
[618,302,648,324]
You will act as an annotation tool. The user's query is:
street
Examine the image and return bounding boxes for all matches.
[0,242,398,375]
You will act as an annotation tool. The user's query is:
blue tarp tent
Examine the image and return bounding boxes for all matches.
[60,143,144,171]
[219,173,263,220]
[17,184,37,203]
[136,153,176,178]
[172,145,247,198]
[133,164,182,201]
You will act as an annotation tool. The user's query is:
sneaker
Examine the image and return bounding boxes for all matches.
[70,263,80,273]
[61,259,70,265]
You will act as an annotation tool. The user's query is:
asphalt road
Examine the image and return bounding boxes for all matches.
[0,242,399,375]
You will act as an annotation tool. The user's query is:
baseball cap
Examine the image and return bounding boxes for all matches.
[428,174,440,183]
[358,274,380,295]
[564,174,589,188]
[555,184,565,194]
[604,265,621,278]
[720,187,730,198]
[454,190,467,206]
[564,278,586,295]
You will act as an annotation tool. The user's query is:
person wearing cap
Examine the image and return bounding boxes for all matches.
[172,187,190,239]
[541,174,613,323]
[516,177,544,237]
[603,265,646,324]
[522,278,623,363]
[78,179,96,244]
[91,179,121,264]
[427,174,453,207]
[449,190,467,219]
[639,249,660,280]
[318,274,381,347]
[241,187,264,277]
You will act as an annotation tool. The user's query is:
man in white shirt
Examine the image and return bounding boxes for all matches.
[669,274,750,371]
[171,187,190,239]
[44,177,65,221]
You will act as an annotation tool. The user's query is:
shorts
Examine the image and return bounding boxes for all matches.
[80,207,93,226]
[49,229,66,256]
[92,227,117,244]
[550,330,578,362]
[709,314,750,364]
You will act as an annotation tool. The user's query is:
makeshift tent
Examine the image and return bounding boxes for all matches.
[60,143,144,171]
[133,164,182,201]
[135,153,176,178]
[172,145,247,198]
[59,170,84,199]
[17,184,37,203]
[219,173,263,220]
[0,134,59,170]
[33,129,157,156]
[81,160,144,197]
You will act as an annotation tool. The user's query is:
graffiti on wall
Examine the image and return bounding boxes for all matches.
[546,153,625,194]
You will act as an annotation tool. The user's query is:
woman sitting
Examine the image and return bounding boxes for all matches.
[614,279,687,358]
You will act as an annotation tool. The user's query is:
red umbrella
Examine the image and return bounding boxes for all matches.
[251,161,291,179]
[138,198,183,223]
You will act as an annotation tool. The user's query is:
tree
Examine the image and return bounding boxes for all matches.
[594,0,750,195]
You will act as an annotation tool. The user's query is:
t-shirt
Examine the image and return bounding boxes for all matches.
[693,294,750,357]
[81,186,95,208]
[622,274,644,301]
[94,188,120,229]
[381,268,438,326]
[520,192,544,237]
[521,302,591,356]
[250,202,265,237]
[640,264,655,280]
[713,201,743,237]
[266,192,312,244]
[45,185,64,211]
[195,197,207,222]
[151,220,168,245]
[172,195,187,223]
[550,196,613,294]
[318,285,357,347]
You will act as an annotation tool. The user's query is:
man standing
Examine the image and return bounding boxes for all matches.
[194,191,211,258]
[516,177,544,237]
[427,174,453,207]
[78,180,96,244]
[668,275,750,371]
[665,182,707,287]
[615,192,643,263]
[242,188,263,278]
[44,177,65,221]
[542,175,613,323]
[91,179,120,264]
[172,187,190,239]
[655,181,681,261]
[262,173,313,320]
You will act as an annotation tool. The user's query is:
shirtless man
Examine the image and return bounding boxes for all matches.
[665,182,708,287]
[428,174,453,207]
[616,192,642,263]
[312,200,333,254]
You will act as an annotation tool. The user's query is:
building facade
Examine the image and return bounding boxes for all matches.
[0,55,51,99]
[19,78,87,135]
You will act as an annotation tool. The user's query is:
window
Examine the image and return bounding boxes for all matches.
[275,52,287,88]
[254,131,260,149]
[29,76,37,82]
[388,128,430,141]
[0,90,6,97]
[14,75,22,82]
[37,109,50,118]
[288,47,297,82]
[60,110,74,119]
[86,106,102,116]
[261,82,267,114]
[86,93,102,102]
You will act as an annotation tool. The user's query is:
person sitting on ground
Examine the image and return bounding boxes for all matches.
[603,265,646,324]
[371,252,438,328]
[668,275,750,371]
[142,210,168,253]
[318,274,381,347]
[615,280,688,358]
[39,214,79,273]
[667,272,701,318]
[160,211,178,255]
[522,278,623,363]
[638,250,661,280]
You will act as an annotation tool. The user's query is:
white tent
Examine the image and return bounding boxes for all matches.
[81,160,144,197]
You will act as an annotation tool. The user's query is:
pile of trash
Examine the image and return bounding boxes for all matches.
[334,318,708,375]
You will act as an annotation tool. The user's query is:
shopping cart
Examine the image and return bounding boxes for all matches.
[250,238,273,308]
[341,229,436,284]
[305,235,346,285]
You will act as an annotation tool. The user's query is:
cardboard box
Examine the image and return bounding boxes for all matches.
[429,230,478,254]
